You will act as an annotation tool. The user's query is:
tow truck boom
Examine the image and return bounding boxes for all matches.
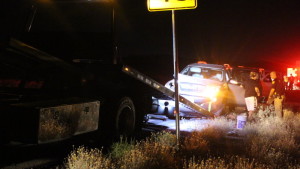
[122,66,213,117]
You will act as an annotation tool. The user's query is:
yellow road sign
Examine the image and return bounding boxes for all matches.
[148,0,197,12]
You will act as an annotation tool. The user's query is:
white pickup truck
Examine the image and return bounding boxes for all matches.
[154,63,282,118]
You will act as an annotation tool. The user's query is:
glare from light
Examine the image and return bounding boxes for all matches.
[179,83,220,102]
[201,86,220,102]
[287,68,297,77]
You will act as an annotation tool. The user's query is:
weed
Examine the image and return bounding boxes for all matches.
[65,146,115,169]
[110,136,135,159]
[64,107,300,169]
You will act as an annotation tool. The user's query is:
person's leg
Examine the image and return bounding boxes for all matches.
[245,97,255,120]
[248,110,254,120]
[274,97,283,117]
[249,97,257,120]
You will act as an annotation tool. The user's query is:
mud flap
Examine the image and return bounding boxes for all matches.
[7,99,100,144]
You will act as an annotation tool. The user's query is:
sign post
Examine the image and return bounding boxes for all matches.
[147,0,197,147]
[171,9,180,147]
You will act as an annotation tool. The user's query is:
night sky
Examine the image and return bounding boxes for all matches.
[1,0,300,81]
[116,0,300,74]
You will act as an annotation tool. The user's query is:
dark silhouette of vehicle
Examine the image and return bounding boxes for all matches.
[1,0,211,144]
[0,0,153,144]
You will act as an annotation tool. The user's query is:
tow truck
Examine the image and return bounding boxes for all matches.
[0,0,211,145]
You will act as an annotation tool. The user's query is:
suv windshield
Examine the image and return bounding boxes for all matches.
[181,66,223,82]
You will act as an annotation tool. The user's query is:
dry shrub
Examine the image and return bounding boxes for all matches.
[283,109,296,120]
[63,108,300,169]
[181,123,231,159]
[65,132,177,169]
[181,116,246,158]
[180,118,210,131]
[246,136,290,168]
[147,131,177,147]
[39,118,71,141]
[65,146,115,169]
[243,115,289,137]
[283,109,300,142]
[232,156,267,169]
[119,141,176,169]
[243,107,300,168]
[256,104,275,119]
[184,156,268,169]
[207,116,236,132]
[200,117,234,153]
[184,157,228,169]
[181,131,209,158]
[110,137,135,159]
[115,131,177,169]
[118,148,151,169]
[195,127,224,148]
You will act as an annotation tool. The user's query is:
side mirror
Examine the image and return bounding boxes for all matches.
[165,80,174,89]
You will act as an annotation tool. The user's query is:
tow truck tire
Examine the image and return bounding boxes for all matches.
[115,97,136,137]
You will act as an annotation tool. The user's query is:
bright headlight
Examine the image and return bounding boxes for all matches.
[201,86,220,102]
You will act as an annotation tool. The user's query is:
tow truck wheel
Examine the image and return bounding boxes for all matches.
[115,97,136,137]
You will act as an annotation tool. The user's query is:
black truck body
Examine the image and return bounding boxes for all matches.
[0,37,158,144]
[0,0,156,144]
[0,0,211,144]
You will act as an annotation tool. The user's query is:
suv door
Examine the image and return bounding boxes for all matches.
[260,71,272,97]
[226,70,246,107]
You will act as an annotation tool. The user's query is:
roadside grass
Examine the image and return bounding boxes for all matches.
[64,107,300,169]
[65,146,115,169]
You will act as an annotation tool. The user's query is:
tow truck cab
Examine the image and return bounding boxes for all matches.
[0,0,154,144]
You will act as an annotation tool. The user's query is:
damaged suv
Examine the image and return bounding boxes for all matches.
[153,62,246,118]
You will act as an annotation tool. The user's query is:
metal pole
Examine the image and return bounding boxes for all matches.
[172,10,180,147]
[25,5,37,32]
[111,4,118,64]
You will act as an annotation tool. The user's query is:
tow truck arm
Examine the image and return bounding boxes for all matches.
[122,66,214,118]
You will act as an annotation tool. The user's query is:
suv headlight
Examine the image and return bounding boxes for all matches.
[201,86,220,102]
[179,83,220,102]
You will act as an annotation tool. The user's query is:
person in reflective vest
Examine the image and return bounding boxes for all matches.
[267,71,285,117]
